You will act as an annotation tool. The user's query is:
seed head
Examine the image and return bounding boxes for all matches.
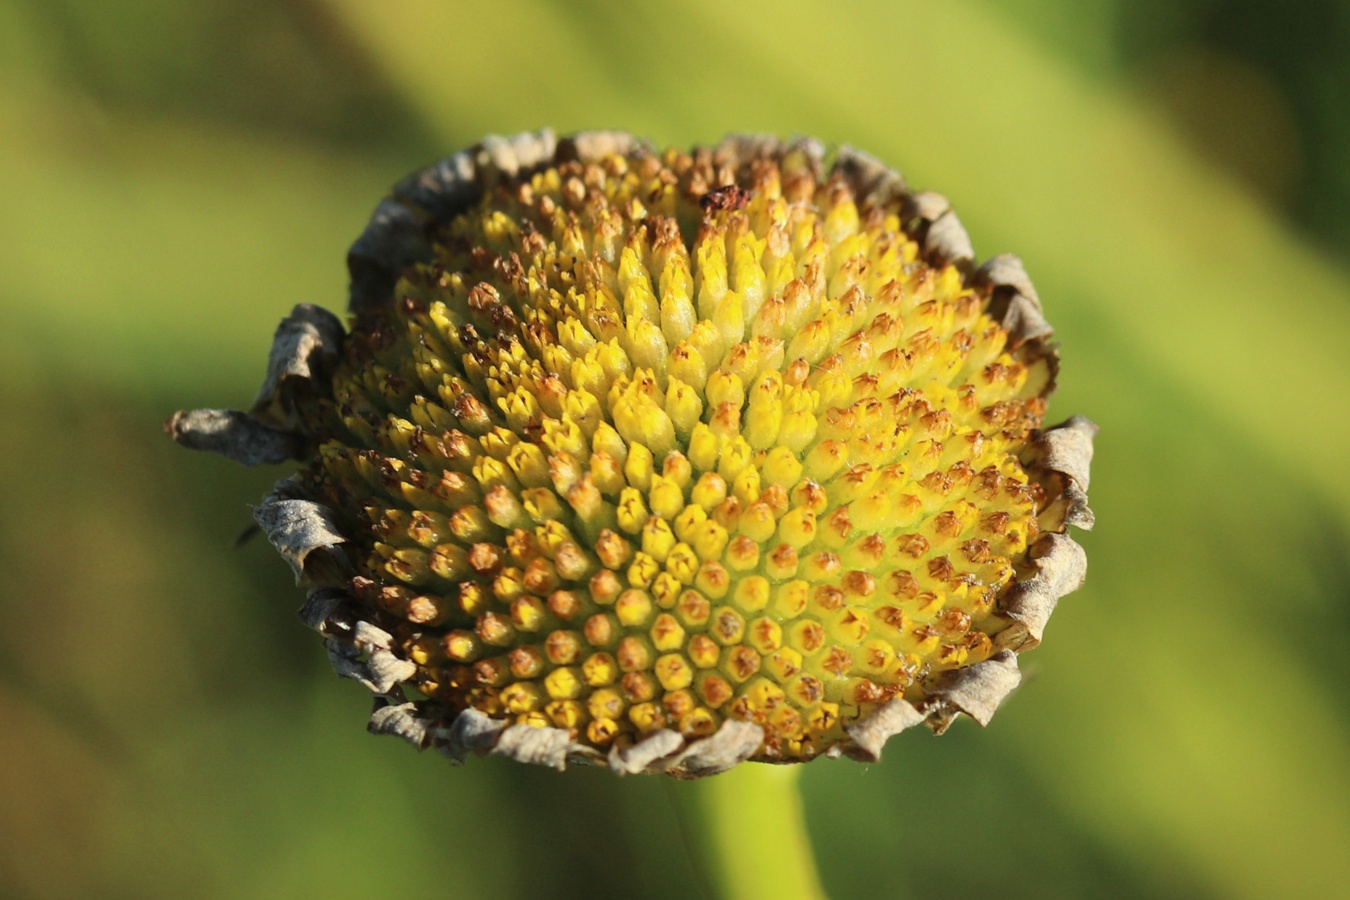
[169,130,1095,776]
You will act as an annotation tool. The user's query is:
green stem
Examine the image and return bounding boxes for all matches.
[689,764,829,900]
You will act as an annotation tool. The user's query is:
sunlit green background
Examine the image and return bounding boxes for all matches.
[4,1,1349,897]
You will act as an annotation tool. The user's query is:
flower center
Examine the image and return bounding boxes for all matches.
[300,145,1053,760]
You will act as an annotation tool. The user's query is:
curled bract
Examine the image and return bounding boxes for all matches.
[170,130,1096,776]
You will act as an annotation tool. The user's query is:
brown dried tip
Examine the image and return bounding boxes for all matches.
[169,129,1096,776]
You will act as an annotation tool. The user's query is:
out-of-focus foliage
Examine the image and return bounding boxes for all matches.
[983,0,1350,264]
[2,1,1347,898]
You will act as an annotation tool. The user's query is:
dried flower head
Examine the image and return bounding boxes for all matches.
[169,130,1095,776]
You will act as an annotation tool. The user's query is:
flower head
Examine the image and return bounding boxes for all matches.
[169,130,1095,776]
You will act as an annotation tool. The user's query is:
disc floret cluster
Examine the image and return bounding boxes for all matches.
[170,131,1095,774]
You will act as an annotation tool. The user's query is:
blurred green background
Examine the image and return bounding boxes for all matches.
[4,1,1349,897]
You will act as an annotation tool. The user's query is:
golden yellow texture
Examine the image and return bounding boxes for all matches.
[299,145,1056,760]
